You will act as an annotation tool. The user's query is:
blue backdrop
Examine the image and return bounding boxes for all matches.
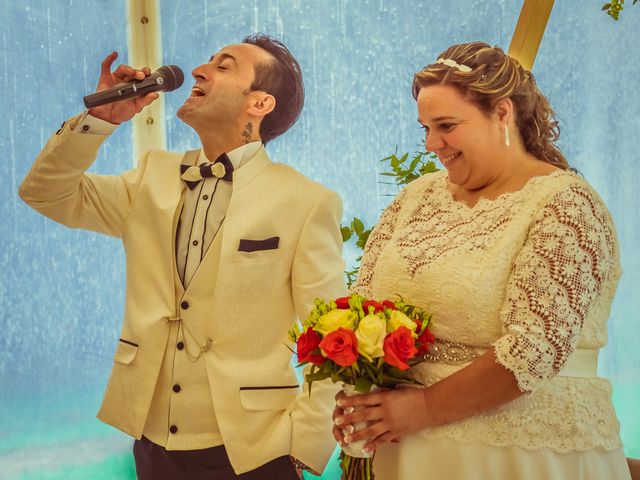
[1,1,638,478]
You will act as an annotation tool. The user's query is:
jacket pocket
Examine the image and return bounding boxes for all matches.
[238,237,280,252]
[239,385,299,411]
[114,338,139,365]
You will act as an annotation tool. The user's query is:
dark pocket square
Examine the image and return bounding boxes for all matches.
[239,385,299,391]
[238,236,280,252]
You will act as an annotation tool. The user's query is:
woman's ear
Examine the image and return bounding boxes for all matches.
[246,92,276,118]
[494,98,514,125]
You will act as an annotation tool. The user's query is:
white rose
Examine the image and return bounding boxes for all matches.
[356,314,387,362]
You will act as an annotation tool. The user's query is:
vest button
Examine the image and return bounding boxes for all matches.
[173,384,181,393]
[181,301,189,309]
[176,341,184,350]
[169,425,178,434]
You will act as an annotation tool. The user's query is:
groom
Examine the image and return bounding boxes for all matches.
[19,34,345,479]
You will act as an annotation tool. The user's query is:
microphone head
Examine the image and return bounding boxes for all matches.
[157,65,184,91]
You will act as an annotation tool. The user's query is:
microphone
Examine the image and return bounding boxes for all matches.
[83,65,184,108]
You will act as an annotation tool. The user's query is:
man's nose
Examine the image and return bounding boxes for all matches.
[192,64,207,80]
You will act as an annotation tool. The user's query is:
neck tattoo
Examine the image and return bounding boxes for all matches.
[242,123,253,144]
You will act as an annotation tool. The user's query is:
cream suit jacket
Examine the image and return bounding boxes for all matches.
[19,116,347,474]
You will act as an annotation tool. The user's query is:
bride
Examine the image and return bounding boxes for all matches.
[332,41,632,480]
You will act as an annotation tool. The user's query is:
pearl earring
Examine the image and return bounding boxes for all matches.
[504,124,510,147]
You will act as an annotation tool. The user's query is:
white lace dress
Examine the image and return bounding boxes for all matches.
[352,169,631,480]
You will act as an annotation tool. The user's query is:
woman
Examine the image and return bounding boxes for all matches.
[332,42,631,479]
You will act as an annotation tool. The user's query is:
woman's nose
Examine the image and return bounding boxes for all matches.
[425,132,445,152]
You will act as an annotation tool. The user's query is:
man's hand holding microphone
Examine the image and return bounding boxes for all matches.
[85,51,183,125]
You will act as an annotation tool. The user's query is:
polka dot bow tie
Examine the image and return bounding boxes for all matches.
[179,153,234,190]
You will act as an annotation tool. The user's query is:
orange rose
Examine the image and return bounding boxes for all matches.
[319,328,358,367]
[382,300,397,310]
[297,329,326,365]
[363,300,384,314]
[415,320,435,355]
[335,296,351,309]
[383,327,418,370]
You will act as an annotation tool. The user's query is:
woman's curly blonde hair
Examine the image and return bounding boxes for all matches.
[412,41,569,170]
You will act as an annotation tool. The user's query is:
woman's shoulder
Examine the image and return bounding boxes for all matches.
[529,168,617,234]
[532,168,609,209]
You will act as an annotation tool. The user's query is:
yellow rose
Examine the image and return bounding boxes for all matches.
[387,310,418,336]
[314,309,357,335]
[355,314,386,362]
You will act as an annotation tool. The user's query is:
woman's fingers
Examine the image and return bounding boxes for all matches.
[337,390,384,408]
[335,405,383,427]
[363,431,397,452]
[343,418,388,445]
[332,405,344,421]
[332,424,346,446]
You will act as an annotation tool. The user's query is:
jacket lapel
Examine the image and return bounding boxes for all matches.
[172,150,199,294]
[177,146,272,296]
[231,146,271,191]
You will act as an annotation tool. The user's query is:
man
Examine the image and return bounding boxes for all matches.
[19,34,345,479]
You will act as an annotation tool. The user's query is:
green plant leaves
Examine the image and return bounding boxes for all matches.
[601,0,637,19]
[340,148,439,287]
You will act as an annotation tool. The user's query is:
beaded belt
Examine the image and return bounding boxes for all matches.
[416,338,486,365]
[417,339,599,378]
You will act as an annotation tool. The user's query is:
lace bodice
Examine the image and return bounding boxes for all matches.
[352,169,623,452]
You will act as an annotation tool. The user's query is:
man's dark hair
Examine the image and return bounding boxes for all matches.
[242,34,304,145]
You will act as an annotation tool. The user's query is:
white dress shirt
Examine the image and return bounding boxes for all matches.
[75,112,261,286]
[176,142,261,287]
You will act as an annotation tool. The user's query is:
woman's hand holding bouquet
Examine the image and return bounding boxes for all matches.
[288,294,434,480]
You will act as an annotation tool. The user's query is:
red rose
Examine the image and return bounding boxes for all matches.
[383,327,418,370]
[415,321,436,355]
[319,327,358,367]
[382,300,397,310]
[335,296,351,309]
[297,329,326,365]
[363,300,384,314]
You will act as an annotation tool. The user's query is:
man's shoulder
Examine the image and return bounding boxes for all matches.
[148,148,186,163]
[265,162,335,197]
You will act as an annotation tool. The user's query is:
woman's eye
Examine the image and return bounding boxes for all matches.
[440,123,455,130]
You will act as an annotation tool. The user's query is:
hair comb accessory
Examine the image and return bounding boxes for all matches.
[435,58,472,72]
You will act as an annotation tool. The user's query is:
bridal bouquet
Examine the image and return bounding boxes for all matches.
[288,294,434,480]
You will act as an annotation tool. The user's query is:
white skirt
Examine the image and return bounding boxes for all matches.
[372,436,631,480]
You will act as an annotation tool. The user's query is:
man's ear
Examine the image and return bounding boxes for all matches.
[246,91,276,118]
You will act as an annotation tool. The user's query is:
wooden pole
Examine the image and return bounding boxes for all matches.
[508,0,555,70]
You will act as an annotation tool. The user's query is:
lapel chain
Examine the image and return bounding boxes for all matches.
[166,315,213,362]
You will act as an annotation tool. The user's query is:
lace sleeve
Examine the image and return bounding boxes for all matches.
[350,189,407,298]
[494,183,619,392]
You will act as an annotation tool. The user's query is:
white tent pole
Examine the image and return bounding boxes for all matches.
[126,0,166,164]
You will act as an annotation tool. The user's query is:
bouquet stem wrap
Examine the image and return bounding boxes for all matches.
[340,384,379,458]
[339,384,380,480]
